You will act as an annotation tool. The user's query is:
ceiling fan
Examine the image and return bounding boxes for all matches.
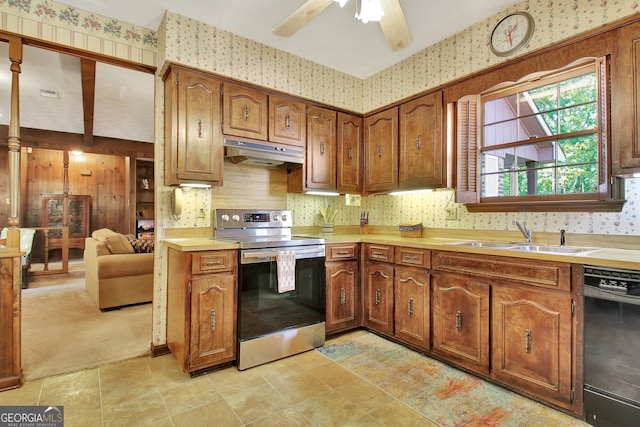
[273,0,413,51]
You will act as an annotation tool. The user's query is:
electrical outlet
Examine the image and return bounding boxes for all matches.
[197,208,206,219]
[345,194,361,206]
[445,207,458,221]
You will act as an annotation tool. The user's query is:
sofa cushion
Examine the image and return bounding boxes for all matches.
[126,234,154,253]
[92,228,117,242]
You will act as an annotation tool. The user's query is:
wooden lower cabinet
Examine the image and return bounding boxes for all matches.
[325,242,361,334]
[0,252,22,391]
[364,261,395,336]
[492,285,574,409]
[394,266,430,350]
[431,272,490,375]
[167,248,237,373]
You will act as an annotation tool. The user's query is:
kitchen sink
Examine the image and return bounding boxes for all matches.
[446,241,601,255]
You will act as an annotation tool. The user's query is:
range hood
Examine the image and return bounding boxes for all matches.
[224,137,303,168]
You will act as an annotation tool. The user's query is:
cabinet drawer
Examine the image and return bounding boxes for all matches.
[326,243,359,261]
[192,250,236,274]
[365,244,394,262]
[432,251,571,291]
[395,247,430,268]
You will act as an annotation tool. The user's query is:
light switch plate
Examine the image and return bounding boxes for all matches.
[445,207,458,220]
[345,194,361,206]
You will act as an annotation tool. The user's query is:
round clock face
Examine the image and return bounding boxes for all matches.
[490,12,535,57]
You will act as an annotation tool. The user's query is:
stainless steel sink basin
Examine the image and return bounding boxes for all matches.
[446,241,601,255]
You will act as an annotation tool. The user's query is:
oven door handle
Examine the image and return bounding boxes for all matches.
[243,248,323,259]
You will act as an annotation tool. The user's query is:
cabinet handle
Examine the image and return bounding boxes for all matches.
[210,309,216,331]
[243,105,249,121]
[408,298,414,316]
[455,310,462,332]
[340,287,346,305]
[375,289,381,305]
[198,119,203,138]
[320,141,325,156]
[204,260,223,266]
[403,255,419,263]
[525,329,532,354]
[285,113,291,129]
[348,146,353,160]
[417,134,422,150]
[377,144,383,158]
[371,251,384,258]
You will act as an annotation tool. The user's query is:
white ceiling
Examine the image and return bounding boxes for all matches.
[1,0,518,144]
[60,0,517,79]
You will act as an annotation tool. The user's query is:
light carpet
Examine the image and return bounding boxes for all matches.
[318,333,588,427]
[21,279,152,381]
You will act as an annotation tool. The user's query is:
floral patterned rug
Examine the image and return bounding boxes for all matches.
[318,333,589,427]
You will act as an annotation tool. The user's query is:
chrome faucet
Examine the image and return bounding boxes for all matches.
[513,220,532,243]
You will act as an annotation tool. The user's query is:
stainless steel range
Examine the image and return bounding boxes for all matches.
[214,209,326,370]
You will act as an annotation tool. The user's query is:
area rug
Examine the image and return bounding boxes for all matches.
[21,281,152,381]
[318,333,587,427]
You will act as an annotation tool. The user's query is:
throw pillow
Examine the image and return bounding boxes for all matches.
[104,233,135,254]
[126,234,155,253]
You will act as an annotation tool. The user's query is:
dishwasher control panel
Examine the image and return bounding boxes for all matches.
[584,265,640,296]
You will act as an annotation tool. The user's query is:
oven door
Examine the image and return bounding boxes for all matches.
[237,245,326,342]
[584,285,640,426]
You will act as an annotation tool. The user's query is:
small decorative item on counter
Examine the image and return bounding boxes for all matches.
[322,222,334,234]
[399,222,423,238]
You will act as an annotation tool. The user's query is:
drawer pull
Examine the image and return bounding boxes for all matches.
[408,298,414,316]
[375,289,381,305]
[204,260,223,266]
[525,329,532,354]
[372,251,385,258]
[210,309,216,331]
[340,288,346,305]
[336,250,352,255]
[403,255,420,263]
[455,310,462,332]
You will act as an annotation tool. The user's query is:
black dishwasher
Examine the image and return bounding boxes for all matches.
[584,265,640,426]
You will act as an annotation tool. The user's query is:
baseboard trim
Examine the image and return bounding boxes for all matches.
[151,342,170,357]
[0,373,23,392]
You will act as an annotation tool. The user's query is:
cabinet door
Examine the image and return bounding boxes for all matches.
[365,108,398,193]
[337,112,363,194]
[223,83,268,140]
[612,21,640,175]
[165,69,223,185]
[492,286,574,408]
[306,106,337,190]
[399,91,444,188]
[432,273,489,375]
[189,274,236,370]
[364,261,394,335]
[394,266,430,350]
[269,95,306,147]
[326,260,360,334]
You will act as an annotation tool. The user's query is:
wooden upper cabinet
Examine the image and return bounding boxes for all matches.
[306,106,337,190]
[365,107,398,193]
[337,112,363,194]
[399,91,444,189]
[223,83,268,140]
[612,21,640,175]
[269,95,306,147]
[164,68,223,186]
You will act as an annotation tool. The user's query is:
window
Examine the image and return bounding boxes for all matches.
[456,57,624,212]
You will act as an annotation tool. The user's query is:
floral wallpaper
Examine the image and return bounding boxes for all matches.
[288,177,639,236]
[0,0,157,66]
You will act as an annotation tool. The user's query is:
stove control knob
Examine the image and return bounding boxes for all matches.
[273,214,280,221]
[220,214,229,222]
[232,214,240,222]
[281,214,288,222]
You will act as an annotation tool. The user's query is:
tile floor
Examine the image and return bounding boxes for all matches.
[0,330,578,427]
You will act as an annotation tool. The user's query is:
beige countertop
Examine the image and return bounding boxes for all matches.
[164,233,640,270]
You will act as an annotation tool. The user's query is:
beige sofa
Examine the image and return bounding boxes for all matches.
[84,229,154,309]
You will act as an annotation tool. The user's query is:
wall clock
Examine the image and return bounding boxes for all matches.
[490,12,535,57]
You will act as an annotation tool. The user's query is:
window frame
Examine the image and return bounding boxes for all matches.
[455,56,625,213]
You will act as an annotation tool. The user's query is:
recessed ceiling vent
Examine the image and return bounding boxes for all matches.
[39,88,59,98]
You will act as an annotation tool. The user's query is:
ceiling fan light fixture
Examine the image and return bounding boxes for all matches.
[355,0,384,24]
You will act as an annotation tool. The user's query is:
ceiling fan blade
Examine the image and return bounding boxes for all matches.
[273,0,335,37]
[379,0,413,51]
